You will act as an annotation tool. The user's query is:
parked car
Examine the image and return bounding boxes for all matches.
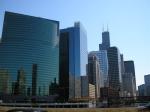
[137,103,150,111]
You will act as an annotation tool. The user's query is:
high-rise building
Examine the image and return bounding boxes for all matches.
[124,61,136,97]
[87,54,101,98]
[120,54,125,75]
[89,51,108,87]
[122,73,135,97]
[81,76,89,98]
[124,61,135,76]
[59,22,88,101]
[107,47,122,97]
[144,74,150,96]
[120,54,125,97]
[138,84,146,96]
[98,30,110,87]
[0,12,59,96]
[99,31,110,50]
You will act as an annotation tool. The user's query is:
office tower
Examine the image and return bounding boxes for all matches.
[97,30,110,86]
[0,69,10,94]
[59,22,88,101]
[99,31,110,50]
[89,51,108,87]
[124,61,135,76]
[122,73,135,97]
[120,54,125,97]
[124,61,136,97]
[81,76,89,98]
[0,12,59,96]
[138,84,146,96]
[107,47,122,97]
[144,74,150,96]
[87,54,101,98]
[120,54,125,75]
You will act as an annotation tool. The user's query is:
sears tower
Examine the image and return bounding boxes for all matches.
[99,31,110,50]
[91,30,110,88]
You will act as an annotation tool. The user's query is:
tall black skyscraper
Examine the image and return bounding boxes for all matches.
[99,31,110,50]
[107,47,122,97]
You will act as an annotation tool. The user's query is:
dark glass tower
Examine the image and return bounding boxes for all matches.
[59,22,88,101]
[107,47,122,97]
[99,31,110,50]
[124,61,136,96]
[124,61,135,77]
[144,74,150,96]
[138,84,145,96]
[0,12,59,96]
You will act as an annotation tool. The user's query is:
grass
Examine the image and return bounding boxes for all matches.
[0,107,149,112]
[45,108,139,112]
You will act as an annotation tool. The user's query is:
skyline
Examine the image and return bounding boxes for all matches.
[0,0,150,86]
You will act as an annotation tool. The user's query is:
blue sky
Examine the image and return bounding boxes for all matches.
[0,0,150,86]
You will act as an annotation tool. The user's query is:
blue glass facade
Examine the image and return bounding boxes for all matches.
[0,12,59,96]
[89,51,108,87]
[97,30,110,87]
[60,22,88,99]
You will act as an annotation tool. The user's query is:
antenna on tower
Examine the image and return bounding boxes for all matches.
[102,24,104,32]
[107,24,109,31]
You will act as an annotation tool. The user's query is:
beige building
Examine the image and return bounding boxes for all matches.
[89,84,96,99]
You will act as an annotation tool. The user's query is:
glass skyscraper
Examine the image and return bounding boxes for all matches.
[97,30,110,87]
[138,84,145,96]
[87,54,100,98]
[59,22,88,100]
[124,61,135,77]
[107,47,122,97]
[89,51,108,87]
[0,12,59,96]
[124,61,136,97]
[144,74,150,96]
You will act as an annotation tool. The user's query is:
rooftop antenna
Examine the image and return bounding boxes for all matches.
[102,24,104,32]
[107,24,109,31]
